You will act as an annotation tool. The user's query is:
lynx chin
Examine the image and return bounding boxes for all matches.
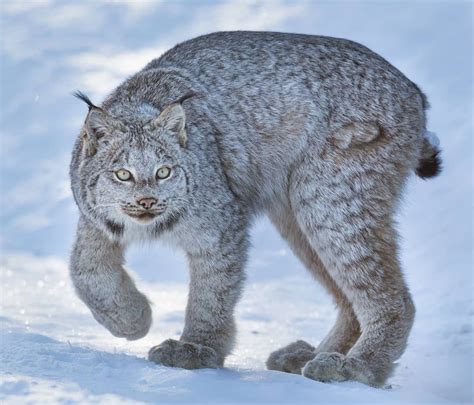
[69,31,441,387]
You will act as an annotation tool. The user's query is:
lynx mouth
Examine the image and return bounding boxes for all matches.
[122,210,165,223]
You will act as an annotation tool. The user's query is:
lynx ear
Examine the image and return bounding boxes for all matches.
[83,108,117,156]
[150,103,187,148]
[74,91,117,156]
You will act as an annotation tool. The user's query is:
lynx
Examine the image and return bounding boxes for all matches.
[70,31,441,387]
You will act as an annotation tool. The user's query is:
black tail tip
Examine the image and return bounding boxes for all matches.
[416,151,442,179]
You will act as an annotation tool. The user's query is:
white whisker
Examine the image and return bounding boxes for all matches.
[90,203,117,212]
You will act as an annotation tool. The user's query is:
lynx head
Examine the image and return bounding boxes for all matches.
[73,91,195,239]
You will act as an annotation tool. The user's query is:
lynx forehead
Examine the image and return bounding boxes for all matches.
[70,31,441,387]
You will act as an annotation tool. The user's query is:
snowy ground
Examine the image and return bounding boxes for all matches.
[1,215,472,404]
[1,1,472,404]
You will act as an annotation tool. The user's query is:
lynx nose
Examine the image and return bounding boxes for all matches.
[137,197,157,210]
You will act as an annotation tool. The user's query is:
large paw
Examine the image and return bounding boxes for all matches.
[148,339,220,369]
[89,289,152,341]
[266,340,316,374]
[303,352,380,386]
[303,352,348,382]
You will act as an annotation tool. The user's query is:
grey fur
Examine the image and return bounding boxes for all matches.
[69,31,441,386]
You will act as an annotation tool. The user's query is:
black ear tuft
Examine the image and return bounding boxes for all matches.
[176,91,198,105]
[73,90,99,111]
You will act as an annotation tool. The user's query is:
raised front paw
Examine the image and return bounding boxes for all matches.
[266,340,316,374]
[89,289,152,341]
[148,339,220,369]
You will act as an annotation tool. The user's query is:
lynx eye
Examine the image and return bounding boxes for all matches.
[156,166,171,179]
[115,169,132,181]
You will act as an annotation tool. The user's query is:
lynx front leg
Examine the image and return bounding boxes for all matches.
[70,217,152,340]
[149,219,248,369]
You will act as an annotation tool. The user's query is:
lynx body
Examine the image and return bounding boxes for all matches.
[70,31,441,386]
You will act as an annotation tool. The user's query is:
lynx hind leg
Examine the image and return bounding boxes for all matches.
[290,142,415,386]
[265,205,360,374]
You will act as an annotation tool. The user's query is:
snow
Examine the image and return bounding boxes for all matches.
[1,1,472,404]
[1,233,472,403]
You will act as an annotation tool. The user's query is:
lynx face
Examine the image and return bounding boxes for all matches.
[93,133,189,227]
[74,94,191,237]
